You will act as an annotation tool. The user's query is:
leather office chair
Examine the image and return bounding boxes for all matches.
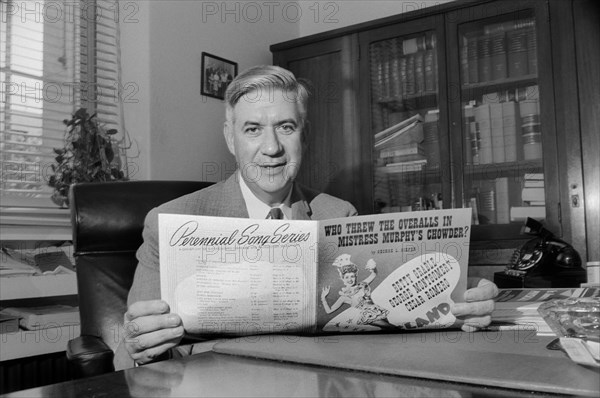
[66,180,213,378]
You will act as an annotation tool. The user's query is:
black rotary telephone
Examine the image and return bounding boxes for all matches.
[494,218,585,288]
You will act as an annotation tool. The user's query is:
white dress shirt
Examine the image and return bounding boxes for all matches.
[238,172,292,219]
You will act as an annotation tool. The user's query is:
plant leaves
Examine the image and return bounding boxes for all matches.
[49,107,128,204]
[74,108,88,120]
[106,146,114,163]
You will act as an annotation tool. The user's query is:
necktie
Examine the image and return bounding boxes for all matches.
[266,207,284,219]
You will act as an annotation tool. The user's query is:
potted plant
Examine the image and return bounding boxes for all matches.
[48,108,128,207]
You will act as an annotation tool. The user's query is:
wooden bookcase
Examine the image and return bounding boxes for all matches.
[271,0,599,276]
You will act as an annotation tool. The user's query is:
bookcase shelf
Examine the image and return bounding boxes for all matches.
[377,91,438,111]
[461,74,538,95]
[1,234,77,363]
[0,274,77,301]
[0,324,80,361]
[376,165,443,180]
[465,160,543,180]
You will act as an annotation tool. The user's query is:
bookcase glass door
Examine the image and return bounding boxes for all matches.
[458,10,546,227]
[370,31,442,214]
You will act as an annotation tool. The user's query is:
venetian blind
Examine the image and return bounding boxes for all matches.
[0,0,125,225]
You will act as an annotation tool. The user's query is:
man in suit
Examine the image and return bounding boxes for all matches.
[116,65,497,369]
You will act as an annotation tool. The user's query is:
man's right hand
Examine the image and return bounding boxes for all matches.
[123,300,184,365]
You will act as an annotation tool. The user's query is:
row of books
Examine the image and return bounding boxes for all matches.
[374,114,430,172]
[461,19,537,85]
[465,86,541,165]
[511,173,546,222]
[375,111,442,172]
[371,33,438,101]
[471,173,545,225]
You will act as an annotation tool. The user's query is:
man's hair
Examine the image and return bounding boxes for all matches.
[224,65,311,124]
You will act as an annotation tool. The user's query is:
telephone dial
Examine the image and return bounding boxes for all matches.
[494,218,586,288]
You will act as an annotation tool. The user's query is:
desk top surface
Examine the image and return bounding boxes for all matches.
[3,331,599,397]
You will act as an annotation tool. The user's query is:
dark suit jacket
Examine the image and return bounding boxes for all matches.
[128,174,357,305]
[115,174,357,369]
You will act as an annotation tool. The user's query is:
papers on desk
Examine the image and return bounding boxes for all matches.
[1,246,74,277]
[0,305,80,330]
[489,288,600,335]
[0,313,20,334]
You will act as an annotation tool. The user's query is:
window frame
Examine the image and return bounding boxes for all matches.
[1,0,125,236]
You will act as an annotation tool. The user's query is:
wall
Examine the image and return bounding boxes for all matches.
[297,0,450,37]
[121,1,450,182]
[120,1,151,181]
[121,0,300,181]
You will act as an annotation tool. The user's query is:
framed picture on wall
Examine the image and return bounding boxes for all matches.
[201,52,238,100]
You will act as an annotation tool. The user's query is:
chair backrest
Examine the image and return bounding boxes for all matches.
[70,180,213,352]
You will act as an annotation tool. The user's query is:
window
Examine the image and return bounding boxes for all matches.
[1,0,124,229]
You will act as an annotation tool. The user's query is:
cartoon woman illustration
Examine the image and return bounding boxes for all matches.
[321,254,397,331]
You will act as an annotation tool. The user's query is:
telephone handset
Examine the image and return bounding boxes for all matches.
[495,218,585,288]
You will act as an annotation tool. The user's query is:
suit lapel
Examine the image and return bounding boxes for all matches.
[291,183,313,220]
[217,174,249,218]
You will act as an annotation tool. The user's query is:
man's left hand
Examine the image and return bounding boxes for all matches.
[451,277,499,332]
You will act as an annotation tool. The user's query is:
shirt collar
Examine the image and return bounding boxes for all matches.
[238,171,293,219]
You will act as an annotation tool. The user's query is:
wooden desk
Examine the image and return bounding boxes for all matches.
[2,331,599,397]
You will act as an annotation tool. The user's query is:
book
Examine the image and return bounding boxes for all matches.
[526,201,546,206]
[474,104,492,164]
[510,206,546,222]
[477,35,492,82]
[507,28,529,77]
[524,173,544,181]
[464,104,475,164]
[495,177,510,224]
[405,54,416,95]
[526,28,538,75]
[0,305,80,330]
[490,102,505,163]
[490,32,507,80]
[0,246,75,276]
[379,143,424,159]
[522,187,545,202]
[414,51,425,93]
[384,159,428,173]
[0,313,20,334]
[390,45,402,99]
[524,179,544,188]
[422,110,440,169]
[381,153,427,165]
[460,35,469,84]
[424,49,436,91]
[0,248,38,277]
[466,33,479,83]
[159,209,472,336]
[35,251,75,274]
[502,101,520,162]
[477,180,496,224]
[374,115,424,149]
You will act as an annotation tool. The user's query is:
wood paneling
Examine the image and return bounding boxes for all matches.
[574,0,600,262]
[274,35,368,213]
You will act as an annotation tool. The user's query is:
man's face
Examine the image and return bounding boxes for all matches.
[224,88,304,205]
